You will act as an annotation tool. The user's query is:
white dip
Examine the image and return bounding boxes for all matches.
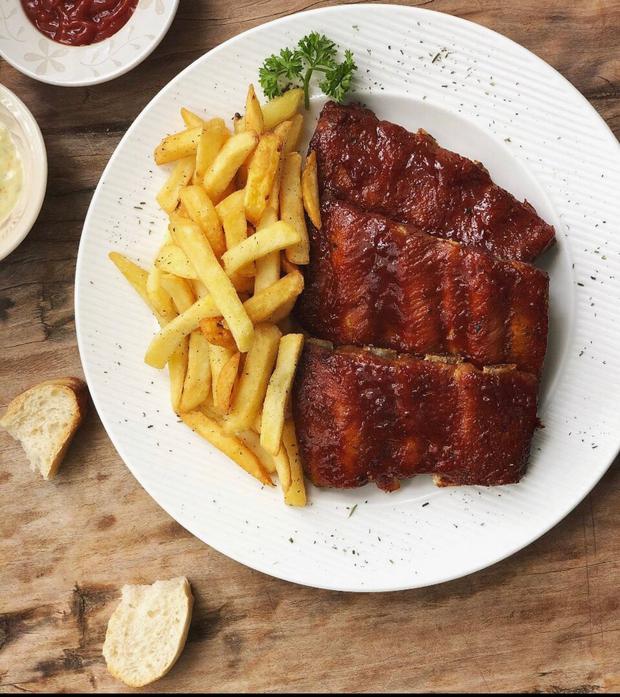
[0,121,23,224]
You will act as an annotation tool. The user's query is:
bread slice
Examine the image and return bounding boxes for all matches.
[103,577,194,688]
[0,377,88,479]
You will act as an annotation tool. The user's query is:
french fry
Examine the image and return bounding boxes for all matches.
[222,221,299,277]
[181,411,272,486]
[192,278,210,298]
[216,189,253,276]
[281,254,299,275]
[282,419,307,506]
[238,429,276,474]
[280,152,309,264]
[154,127,202,165]
[281,113,304,155]
[195,118,230,184]
[108,252,151,310]
[248,431,292,489]
[169,337,189,413]
[199,316,237,351]
[253,207,280,293]
[244,271,304,324]
[180,185,226,258]
[213,351,241,413]
[262,88,303,130]
[172,218,254,353]
[179,331,211,412]
[208,344,234,398]
[267,121,292,213]
[181,107,205,128]
[203,130,258,203]
[232,113,244,134]
[155,244,197,279]
[200,269,303,343]
[302,150,321,229]
[231,274,255,294]
[243,132,282,225]
[272,444,292,490]
[144,295,220,369]
[252,413,262,434]
[244,84,264,135]
[260,334,304,455]
[159,273,195,313]
[114,85,315,507]
[225,323,282,434]
[199,394,222,422]
[146,267,176,323]
[153,257,302,343]
[156,156,195,213]
[269,296,298,325]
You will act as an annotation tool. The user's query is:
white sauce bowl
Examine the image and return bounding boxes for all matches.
[0,84,47,262]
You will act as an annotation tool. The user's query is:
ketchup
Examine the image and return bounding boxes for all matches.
[21,0,139,46]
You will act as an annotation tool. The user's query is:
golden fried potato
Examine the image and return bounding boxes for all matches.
[179,331,211,412]
[282,420,307,506]
[221,221,299,277]
[253,207,280,293]
[181,411,272,485]
[204,131,258,203]
[301,150,321,229]
[225,323,281,434]
[199,316,237,351]
[260,334,304,455]
[172,217,254,353]
[154,127,202,165]
[180,185,226,259]
[156,156,195,213]
[195,118,230,184]
[213,351,241,414]
[280,152,309,265]
[244,132,282,225]
[262,88,303,130]
[244,84,264,135]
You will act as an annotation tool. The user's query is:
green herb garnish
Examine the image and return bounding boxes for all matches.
[259,32,357,109]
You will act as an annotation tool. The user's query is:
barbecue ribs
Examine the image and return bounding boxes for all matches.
[296,198,549,375]
[310,101,555,261]
[293,342,539,490]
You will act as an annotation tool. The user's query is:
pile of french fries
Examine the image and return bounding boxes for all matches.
[109,85,321,506]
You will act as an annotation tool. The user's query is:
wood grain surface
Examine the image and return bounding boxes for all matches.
[1,1,619,693]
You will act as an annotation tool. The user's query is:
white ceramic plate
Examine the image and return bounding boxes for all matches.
[0,0,178,86]
[75,5,620,592]
[0,84,46,261]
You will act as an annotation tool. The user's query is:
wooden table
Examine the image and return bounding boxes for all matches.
[1,1,619,692]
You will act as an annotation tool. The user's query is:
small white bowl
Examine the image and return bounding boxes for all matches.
[0,0,179,87]
[0,84,47,262]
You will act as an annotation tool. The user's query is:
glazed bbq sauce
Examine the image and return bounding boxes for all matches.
[21,0,139,46]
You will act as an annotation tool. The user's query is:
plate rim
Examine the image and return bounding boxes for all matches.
[75,3,620,592]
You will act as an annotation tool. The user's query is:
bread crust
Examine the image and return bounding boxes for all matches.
[103,577,194,687]
[0,377,88,479]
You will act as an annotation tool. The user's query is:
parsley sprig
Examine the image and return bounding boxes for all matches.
[259,32,357,109]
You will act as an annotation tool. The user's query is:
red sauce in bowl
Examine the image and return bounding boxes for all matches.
[21,0,139,46]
